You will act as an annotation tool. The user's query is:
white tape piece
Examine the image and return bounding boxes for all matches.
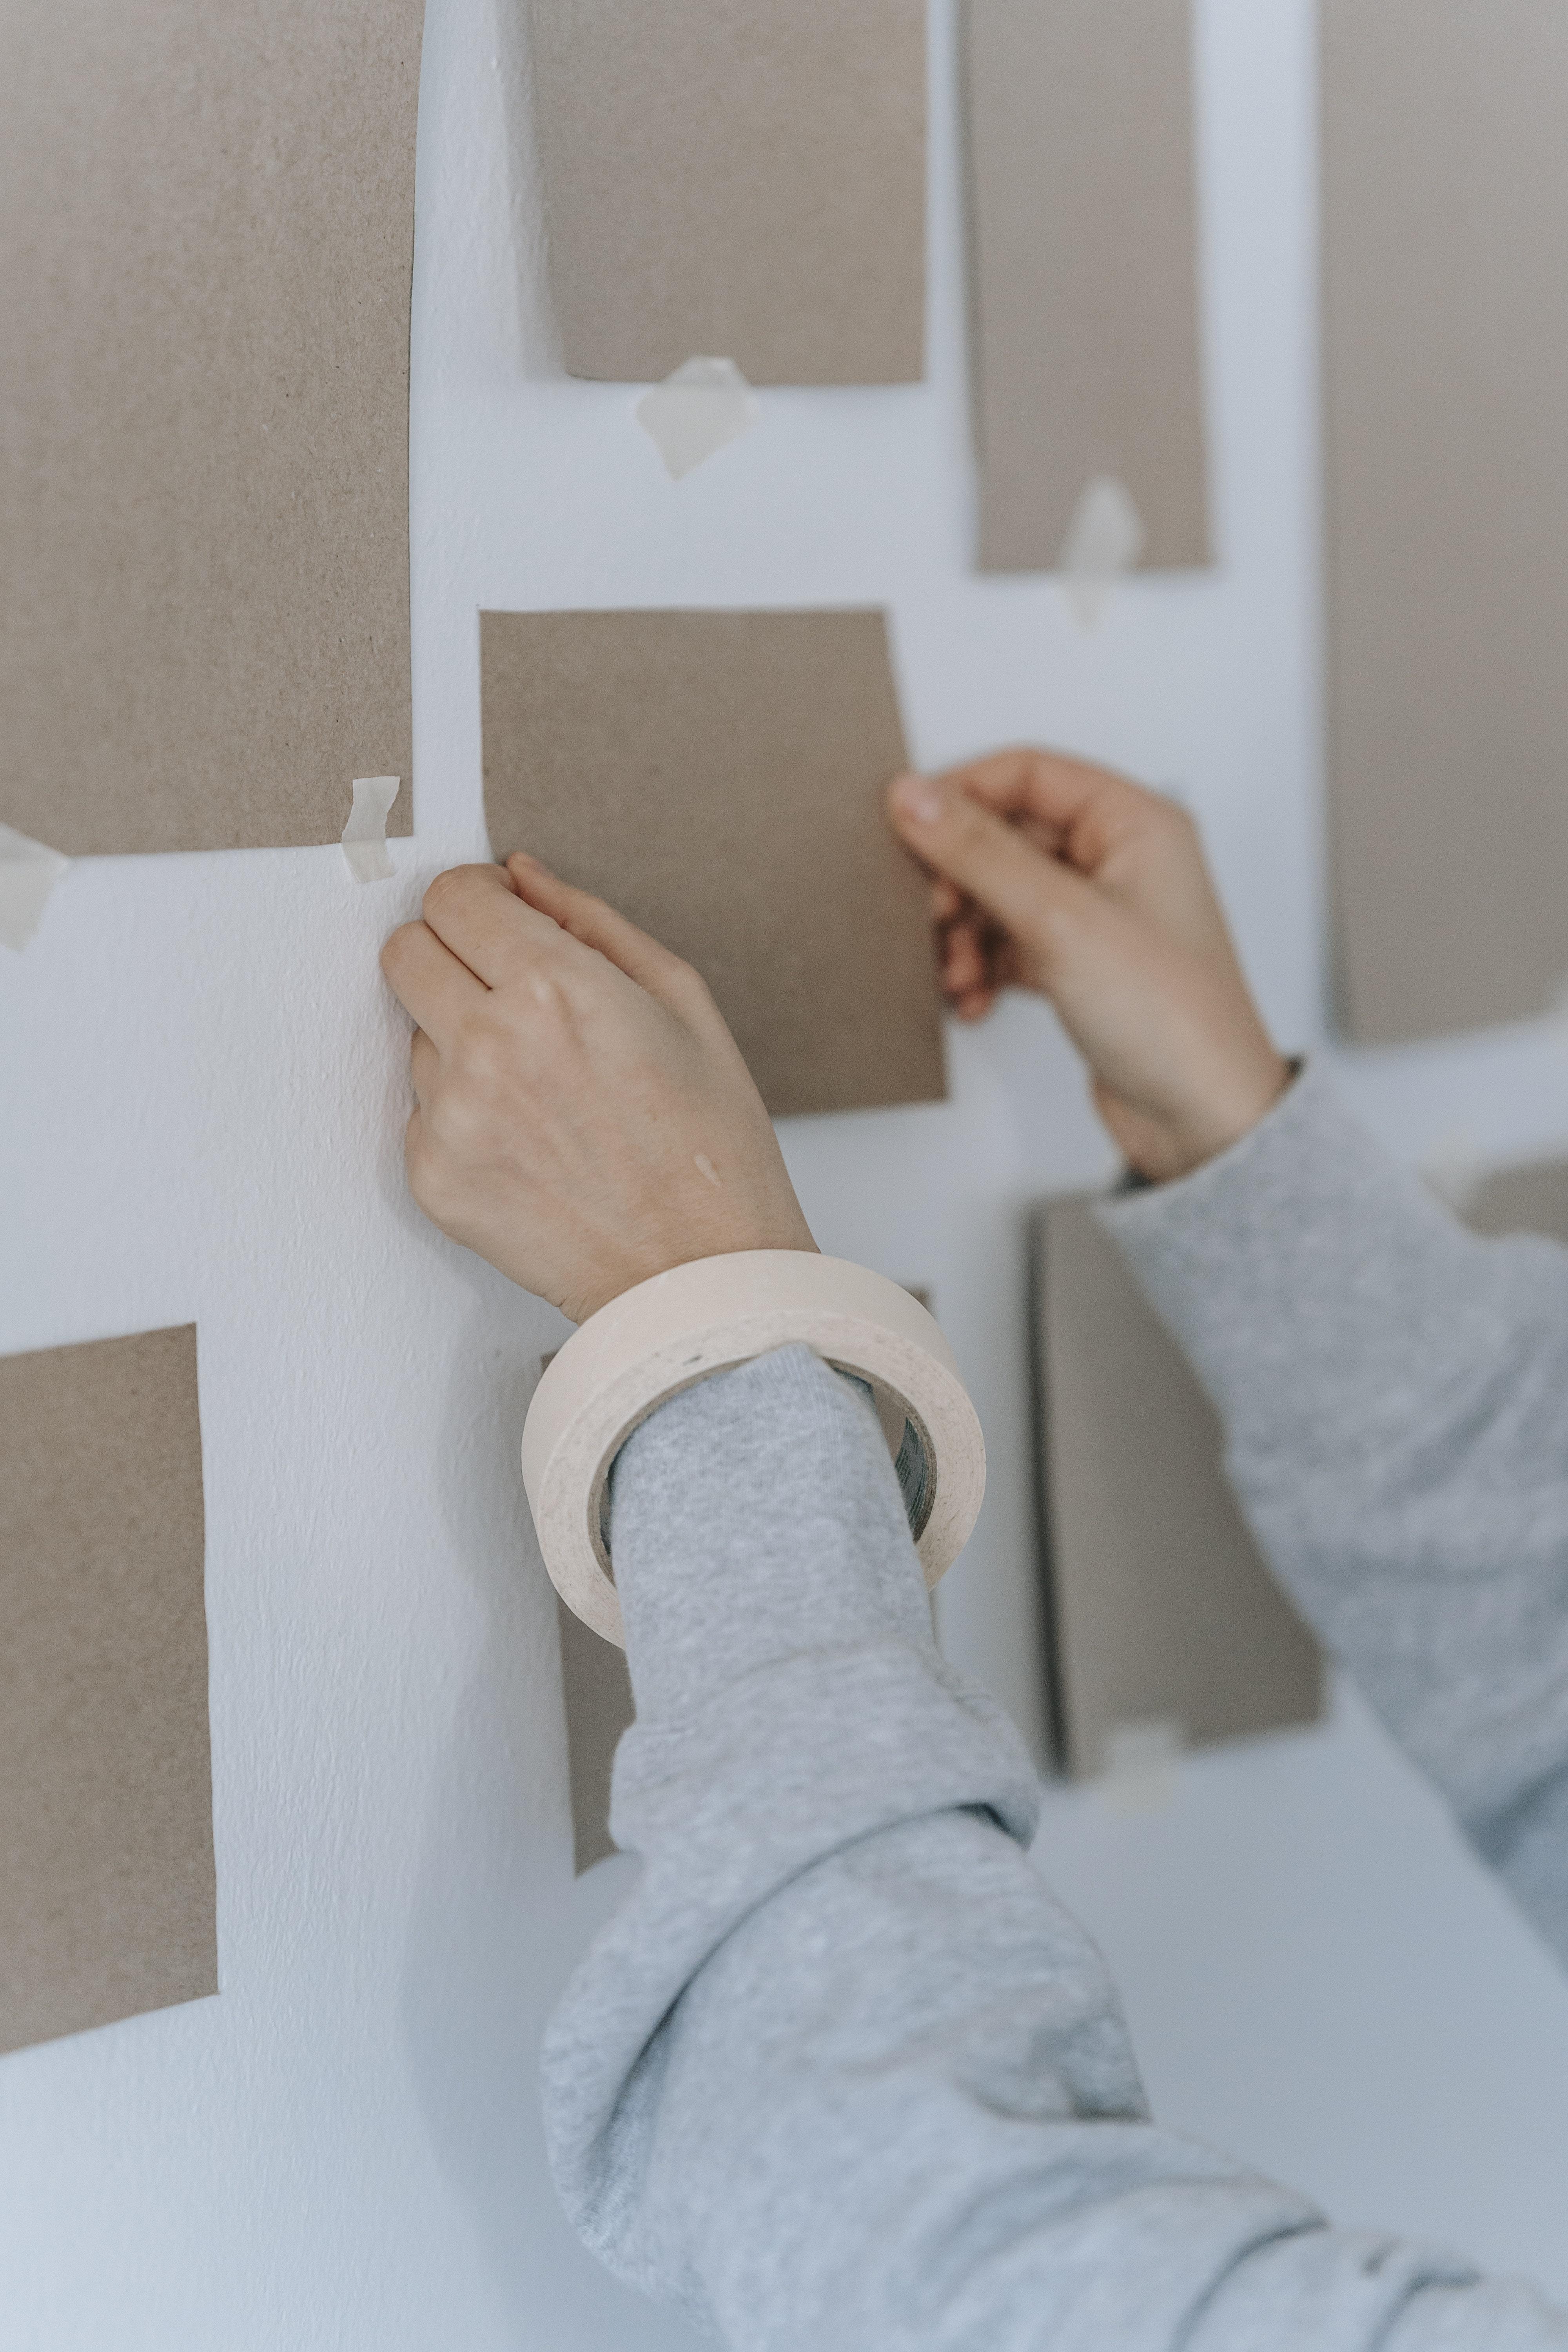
[1058,475,1147,632]
[0,824,70,951]
[341,777,401,883]
[636,357,760,480]
[1100,1717,1185,1815]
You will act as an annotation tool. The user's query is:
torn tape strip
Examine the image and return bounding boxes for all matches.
[636,356,759,481]
[0,824,70,952]
[1059,475,1147,632]
[341,777,401,883]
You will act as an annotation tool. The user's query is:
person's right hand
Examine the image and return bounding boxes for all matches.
[380,857,815,1325]
[887,750,1290,1184]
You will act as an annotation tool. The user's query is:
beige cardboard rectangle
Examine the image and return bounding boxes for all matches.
[1034,1199,1322,1779]
[1323,0,1568,1041]
[480,610,947,1121]
[0,0,421,856]
[0,1327,215,2056]
[525,0,925,384]
[961,0,1210,572]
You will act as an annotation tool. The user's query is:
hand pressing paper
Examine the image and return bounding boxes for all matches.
[479,610,947,1120]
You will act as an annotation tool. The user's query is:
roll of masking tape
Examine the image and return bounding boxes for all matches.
[523,1251,986,1647]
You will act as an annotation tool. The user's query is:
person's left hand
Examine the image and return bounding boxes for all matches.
[380,858,816,1325]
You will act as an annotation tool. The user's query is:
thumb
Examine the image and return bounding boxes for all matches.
[887,771,1098,963]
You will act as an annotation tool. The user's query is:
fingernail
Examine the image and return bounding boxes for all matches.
[892,773,944,825]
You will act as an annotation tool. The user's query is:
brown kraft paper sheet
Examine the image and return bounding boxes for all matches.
[525,0,925,385]
[1322,0,1568,1040]
[1033,1198,1322,1779]
[0,0,422,855]
[962,0,1210,573]
[0,1326,215,2056]
[480,608,947,1122]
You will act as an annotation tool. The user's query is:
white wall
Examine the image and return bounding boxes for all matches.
[4,1,1568,2343]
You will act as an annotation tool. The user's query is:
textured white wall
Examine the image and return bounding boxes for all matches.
[3,1,1568,2343]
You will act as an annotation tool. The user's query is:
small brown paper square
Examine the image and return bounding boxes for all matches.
[480,609,947,1121]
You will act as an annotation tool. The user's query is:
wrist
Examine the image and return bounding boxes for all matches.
[572,1218,819,1325]
[1158,1051,1295,1182]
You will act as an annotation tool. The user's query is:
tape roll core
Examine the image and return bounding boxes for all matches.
[522,1252,987,1648]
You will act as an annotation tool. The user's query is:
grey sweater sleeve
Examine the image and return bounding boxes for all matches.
[541,1342,1565,2348]
[1100,1062,1568,1965]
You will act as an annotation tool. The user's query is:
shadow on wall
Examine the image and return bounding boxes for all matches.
[396,1245,700,2346]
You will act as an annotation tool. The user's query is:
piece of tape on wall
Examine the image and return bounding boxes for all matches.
[0,824,69,951]
[635,357,759,480]
[1058,476,1147,632]
[341,777,401,883]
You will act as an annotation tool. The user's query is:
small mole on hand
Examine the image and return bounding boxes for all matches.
[694,1153,723,1188]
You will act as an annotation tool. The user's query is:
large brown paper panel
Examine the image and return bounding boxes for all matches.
[525,0,925,385]
[0,0,421,856]
[481,610,947,1120]
[961,0,1210,572]
[1323,1,1568,1041]
[1033,1200,1322,1780]
[0,1327,215,2056]
[556,1596,633,1876]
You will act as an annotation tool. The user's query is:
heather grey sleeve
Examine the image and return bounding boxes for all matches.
[1101,1062,1568,1965]
[541,1342,1564,2348]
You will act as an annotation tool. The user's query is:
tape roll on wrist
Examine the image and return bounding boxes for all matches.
[523,1252,986,1647]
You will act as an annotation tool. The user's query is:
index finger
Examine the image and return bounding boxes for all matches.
[379,916,488,1049]
[418,862,570,990]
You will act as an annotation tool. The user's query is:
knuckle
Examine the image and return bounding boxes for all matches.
[380,922,416,977]
[421,864,482,924]
[565,884,609,927]
[668,955,712,1007]
[949,799,990,851]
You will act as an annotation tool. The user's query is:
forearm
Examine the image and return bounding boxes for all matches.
[541,1345,1565,2347]
[1100,1064,1568,1953]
